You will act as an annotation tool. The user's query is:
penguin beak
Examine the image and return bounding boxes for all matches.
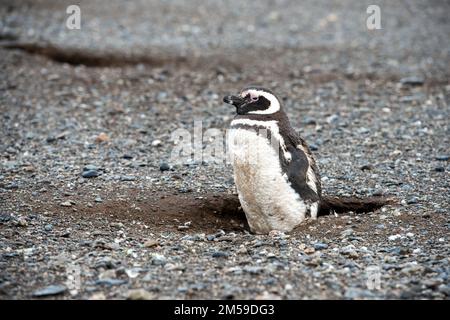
[223,95,245,107]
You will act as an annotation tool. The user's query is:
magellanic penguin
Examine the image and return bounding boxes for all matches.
[224,86,391,234]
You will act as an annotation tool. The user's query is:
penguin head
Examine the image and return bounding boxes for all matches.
[223,87,282,115]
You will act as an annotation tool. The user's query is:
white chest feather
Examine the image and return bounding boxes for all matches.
[228,126,307,234]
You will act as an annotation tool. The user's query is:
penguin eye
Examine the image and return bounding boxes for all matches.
[252,96,259,101]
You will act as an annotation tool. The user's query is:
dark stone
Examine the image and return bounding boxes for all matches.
[303,117,316,125]
[400,76,424,86]
[60,231,71,238]
[262,278,277,285]
[434,167,445,172]
[314,243,328,250]
[360,164,373,171]
[5,182,19,190]
[159,162,170,171]
[0,213,11,223]
[46,136,56,143]
[372,189,384,196]
[435,155,449,161]
[212,251,228,258]
[82,170,99,178]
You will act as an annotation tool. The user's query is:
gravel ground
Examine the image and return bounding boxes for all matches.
[0,0,449,299]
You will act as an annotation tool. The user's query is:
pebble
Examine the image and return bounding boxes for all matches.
[314,243,328,250]
[372,189,384,196]
[126,289,154,300]
[303,117,316,125]
[125,268,143,279]
[262,278,277,285]
[360,164,373,171]
[391,247,410,256]
[94,257,117,269]
[5,182,19,189]
[0,213,11,223]
[120,175,136,181]
[237,246,248,254]
[304,247,316,254]
[388,234,402,241]
[400,76,424,86]
[32,285,66,297]
[159,162,170,171]
[89,292,106,300]
[44,224,53,231]
[400,263,424,275]
[341,228,354,237]
[60,201,72,207]
[212,251,228,258]
[243,266,264,274]
[143,239,159,248]
[82,170,99,178]
[83,165,98,171]
[46,135,56,143]
[177,287,188,293]
[326,114,339,124]
[341,245,358,258]
[344,288,375,299]
[357,127,370,134]
[434,167,445,172]
[438,284,450,296]
[94,197,103,203]
[95,279,127,286]
[152,140,162,147]
[407,197,419,204]
[435,155,449,161]
[95,132,110,143]
[150,253,167,265]
[111,222,124,229]
[60,230,71,238]
[17,217,28,227]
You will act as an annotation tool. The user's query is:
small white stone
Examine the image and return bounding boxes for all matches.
[152,139,162,147]
[388,234,401,241]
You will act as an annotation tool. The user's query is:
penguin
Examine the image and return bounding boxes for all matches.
[223,86,391,234]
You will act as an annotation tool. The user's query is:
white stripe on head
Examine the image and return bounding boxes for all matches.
[241,89,281,115]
